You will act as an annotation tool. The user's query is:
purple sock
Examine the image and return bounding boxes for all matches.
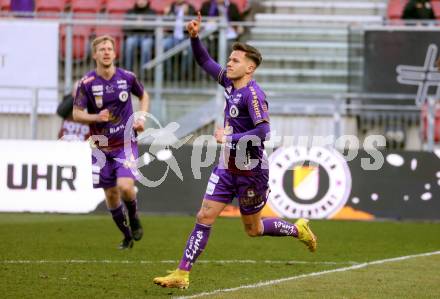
[109,204,132,240]
[123,198,138,221]
[261,218,298,237]
[178,223,211,271]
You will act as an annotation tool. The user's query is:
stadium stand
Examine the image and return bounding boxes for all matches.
[70,0,102,15]
[387,0,406,19]
[35,0,66,14]
[60,25,94,60]
[432,1,440,19]
[0,0,10,11]
[105,0,135,15]
[0,0,433,151]
[388,0,440,20]
[250,0,386,93]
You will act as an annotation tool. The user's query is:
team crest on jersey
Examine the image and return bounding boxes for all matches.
[229,105,239,117]
[95,96,103,108]
[119,91,129,102]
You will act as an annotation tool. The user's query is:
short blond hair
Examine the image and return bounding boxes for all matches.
[91,35,115,54]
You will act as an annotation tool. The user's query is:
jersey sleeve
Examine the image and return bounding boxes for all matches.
[128,71,144,98]
[191,37,230,87]
[73,78,89,109]
[247,86,270,126]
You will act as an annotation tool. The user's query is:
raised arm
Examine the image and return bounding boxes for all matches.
[187,12,228,86]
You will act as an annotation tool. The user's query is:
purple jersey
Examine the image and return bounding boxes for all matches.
[221,78,270,173]
[191,38,270,174]
[74,68,144,150]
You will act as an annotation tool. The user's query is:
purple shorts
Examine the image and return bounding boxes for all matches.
[204,166,269,215]
[91,142,139,189]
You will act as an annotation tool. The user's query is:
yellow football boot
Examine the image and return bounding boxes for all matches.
[153,269,190,289]
[295,218,317,252]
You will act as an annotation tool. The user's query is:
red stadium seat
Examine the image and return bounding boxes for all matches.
[94,26,124,58]
[387,0,407,20]
[432,1,440,19]
[105,0,135,15]
[71,0,102,16]
[0,0,10,11]
[231,0,248,13]
[150,0,173,14]
[35,0,66,14]
[60,25,94,60]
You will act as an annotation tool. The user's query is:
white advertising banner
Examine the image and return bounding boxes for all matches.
[0,140,104,213]
[0,20,59,113]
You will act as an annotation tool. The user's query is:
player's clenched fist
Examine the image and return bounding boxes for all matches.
[97,109,110,122]
[186,11,202,38]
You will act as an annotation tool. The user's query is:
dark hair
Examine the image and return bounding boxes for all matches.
[232,42,262,68]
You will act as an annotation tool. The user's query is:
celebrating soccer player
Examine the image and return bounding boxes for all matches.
[153,13,317,289]
[73,35,150,249]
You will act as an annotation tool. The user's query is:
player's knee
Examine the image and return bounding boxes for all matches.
[105,188,118,200]
[118,183,134,199]
[196,210,215,225]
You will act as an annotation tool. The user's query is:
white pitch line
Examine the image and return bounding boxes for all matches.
[176,250,440,299]
[0,259,356,265]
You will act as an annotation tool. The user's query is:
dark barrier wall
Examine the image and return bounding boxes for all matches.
[347,150,440,220]
[94,144,217,215]
[363,30,440,94]
[95,144,440,220]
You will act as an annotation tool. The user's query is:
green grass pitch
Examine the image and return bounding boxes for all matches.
[0,213,439,298]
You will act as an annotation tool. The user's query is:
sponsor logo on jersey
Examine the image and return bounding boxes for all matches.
[119,91,129,102]
[95,96,103,108]
[231,93,242,104]
[249,86,261,118]
[105,85,115,93]
[209,173,220,183]
[117,80,127,90]
[92,85,103,92]
[268,146,352,219]
[231,97,241,104]
[206,181,216,195]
